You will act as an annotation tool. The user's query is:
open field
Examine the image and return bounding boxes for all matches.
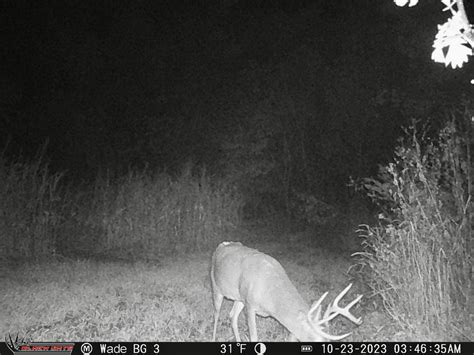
[1,226,398,342]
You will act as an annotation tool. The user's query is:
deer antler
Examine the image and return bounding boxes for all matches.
[306,287,360,341]
[320,283,363,325]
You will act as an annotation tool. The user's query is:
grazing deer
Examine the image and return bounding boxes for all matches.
[210,242,362,341]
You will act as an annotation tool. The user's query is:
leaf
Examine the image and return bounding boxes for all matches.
[393,0,418,7]
[444,41,473,68]
[393,0,409,7]
[431,46,446,64]
[431,13,473,68]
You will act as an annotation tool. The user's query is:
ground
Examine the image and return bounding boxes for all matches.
[1,222,404,342]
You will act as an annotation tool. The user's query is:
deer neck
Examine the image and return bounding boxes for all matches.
[268,282,312,340]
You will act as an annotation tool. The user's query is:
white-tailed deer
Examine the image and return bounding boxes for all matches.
[210,242,362,341]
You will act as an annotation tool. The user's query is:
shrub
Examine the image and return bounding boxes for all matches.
[352,118,471,340]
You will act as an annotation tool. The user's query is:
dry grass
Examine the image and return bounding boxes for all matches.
[351,120,471,341]
[0,238,367,342]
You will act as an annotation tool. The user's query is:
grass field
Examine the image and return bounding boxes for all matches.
[1,222,405,342]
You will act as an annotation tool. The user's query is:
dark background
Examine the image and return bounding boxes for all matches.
[1,0,473,200]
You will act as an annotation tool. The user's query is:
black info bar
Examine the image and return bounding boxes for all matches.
[0,342,471,355]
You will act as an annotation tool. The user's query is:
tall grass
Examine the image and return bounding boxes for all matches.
[0,149,242,261]
[0,147,64,259]
[72,163,242,259]
[352,118,471,340]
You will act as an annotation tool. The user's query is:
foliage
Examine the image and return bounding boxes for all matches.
[289,192,339,226]
[0,154,242,260]
[352,116,471,340]
[394,0,473,69]
[219,111,279,216]
[77,163,241,258]
[0,145,64,259]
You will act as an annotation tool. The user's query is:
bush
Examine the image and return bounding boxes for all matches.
[352,118,471,340]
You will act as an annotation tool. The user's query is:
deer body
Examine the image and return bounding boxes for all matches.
[211,241,362,341]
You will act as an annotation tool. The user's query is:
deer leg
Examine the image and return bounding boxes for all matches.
[247,306,258,341]
[212,292,224,341]
[229,301,244,341]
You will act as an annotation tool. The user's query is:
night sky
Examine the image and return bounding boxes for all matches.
[1,0,473,194]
